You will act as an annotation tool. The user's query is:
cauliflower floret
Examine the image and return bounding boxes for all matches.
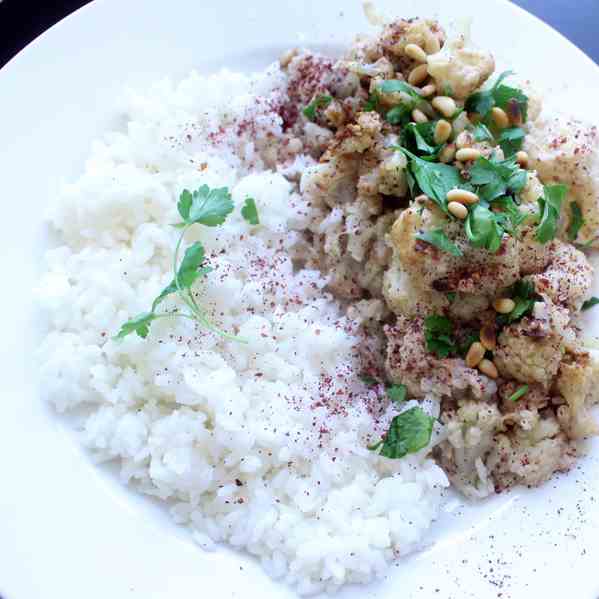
[389,205,520,296]
[379,18,445,59]
[494,300,570,388]
[518,226,552,275]
[525,115,599,246]
[326,111,383,156]
[556,352,599,439]
[300,155,358,209]
[427,33,495,99]
[528,240,592,310]
[519,171,544,205]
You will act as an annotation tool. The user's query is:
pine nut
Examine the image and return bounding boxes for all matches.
[493,298,516,314]
[491,107,509,129]
[439,143,456,163]
[431,96,457,118]
[405,43,427,63]
[480,325,497,351]
[425,35,441,55]
[419,83,437,98]
[446,188,479,205]
[465,342,486,368]
[448,201,468,219]
[516,150,529,168]
[478,359,498,379]
[412,108,429,123]
[408,64,429,86]
[434,119,452,144]
[455,148,481,162]
[455,131,473,149]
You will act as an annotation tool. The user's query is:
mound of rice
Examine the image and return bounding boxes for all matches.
[37,64,448,594]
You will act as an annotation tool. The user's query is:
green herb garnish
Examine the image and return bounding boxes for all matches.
[447,292,457,302]
[378,80,425,125]
[360,373,379,386]
[567,202,585,241]
[241,197,260,225]
[415,228,463,257]
[497,127,525,157]
[387,384,408,404]
[369,407,435,459]
[497,280,538,325]
[424,314,456,358]
[582,297,599,311]
[400,121,440,156]
[303,94,333,121]
[465,203,504,253]
[115,185,244,342]
[399,148,462,210]
[457,330,481,358]
[469,155,526,203]
[535,184,568,243]
[508,384,529,402]
[465,71,528,123]
[472,123,493,142]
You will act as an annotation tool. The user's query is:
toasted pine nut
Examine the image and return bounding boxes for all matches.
[408,64,429,86]
[412,108,429,123]
[465,342,486,368]
[491,107,510,129]
[434,119,452,144]
[516,150,529,168]
[405,43,427,63]
[439,143,456,164]
[493,298,516,314]
[448,201,468,219]
[478,359,498,379]
[424,35,441,54]
[480,325,497,351]
[446,188,479,205]
[455,148,481,162]
[431,96,457,118]
[455,131,473,149]
[418,83,437,98]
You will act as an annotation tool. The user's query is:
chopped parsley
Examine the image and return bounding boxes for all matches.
[359,373,379,386]
[472,123,493,142]
[508,384,529,402]
[582,297,599,311]
[376,80,426,126]
[447,292,457,303]
[497,127,525,157]
[567,202,585,241]
[465,70,528,123]
[465,203,504,253]
[369,407,435,459]
[424,314,456,358]
[241,197,260,225]
[400,121,440,156]
[497,280,539,325]
[457,330,481,358]
[387,384,408,404]
[535,184,568,243]
[415,228,464,257]
[303,94,332,121]
[469,155,527,203]
[115,185,247,342]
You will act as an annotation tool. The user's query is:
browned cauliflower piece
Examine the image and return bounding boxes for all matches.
[385,316,497,400]
[379,18,445,61]
[525,116,599,247]
[326,111,383,157]
[556,351,599,439]
[517,226,552,275]
[389,205,519,297]
[528,240,592,310]
[494,300,571,388]
[426,33,495,99]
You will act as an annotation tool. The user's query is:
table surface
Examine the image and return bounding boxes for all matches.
[0,0,598,68]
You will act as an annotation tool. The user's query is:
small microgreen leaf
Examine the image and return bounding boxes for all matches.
[567,202,585,241]
[241,197,260,225]
[415,228,464,257]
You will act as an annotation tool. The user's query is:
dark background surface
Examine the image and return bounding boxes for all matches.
[0,0,598,69]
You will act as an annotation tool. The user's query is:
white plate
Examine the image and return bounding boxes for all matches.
[1,1,599,598]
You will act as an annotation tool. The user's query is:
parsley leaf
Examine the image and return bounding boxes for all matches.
[115,312,158,340]
[387,384,408,404]
[465,70,514,117]
[378,79,421,98]
[400,122,439,156]
[178,185,234,227]
[497,280,538,325]
[469,155,526,203]
[378,80,423,125]
[457,329,481,357]
[152,242,212,311]
[567,202,585,241]
[369,407,435,459]
[241,197,260,225]
[491,196,527,235]
[399,148,462,210]
[424,314,456,358]
[360,373,379,386]
[508,384,529,402]
[465,204,504,253]
[497,127,525,157]
[582,297,599,311]
[415,228,464,257]
[303,94,332,121]
[472,123,493,142]
[447,292,457,302]
[535,184,568,243]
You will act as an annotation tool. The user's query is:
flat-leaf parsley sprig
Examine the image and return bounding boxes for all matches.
[115,185,259,342]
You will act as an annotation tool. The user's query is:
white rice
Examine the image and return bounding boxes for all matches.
[37,64,449,594]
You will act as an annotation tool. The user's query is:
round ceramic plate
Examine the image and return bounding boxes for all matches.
[1,1,598,598]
